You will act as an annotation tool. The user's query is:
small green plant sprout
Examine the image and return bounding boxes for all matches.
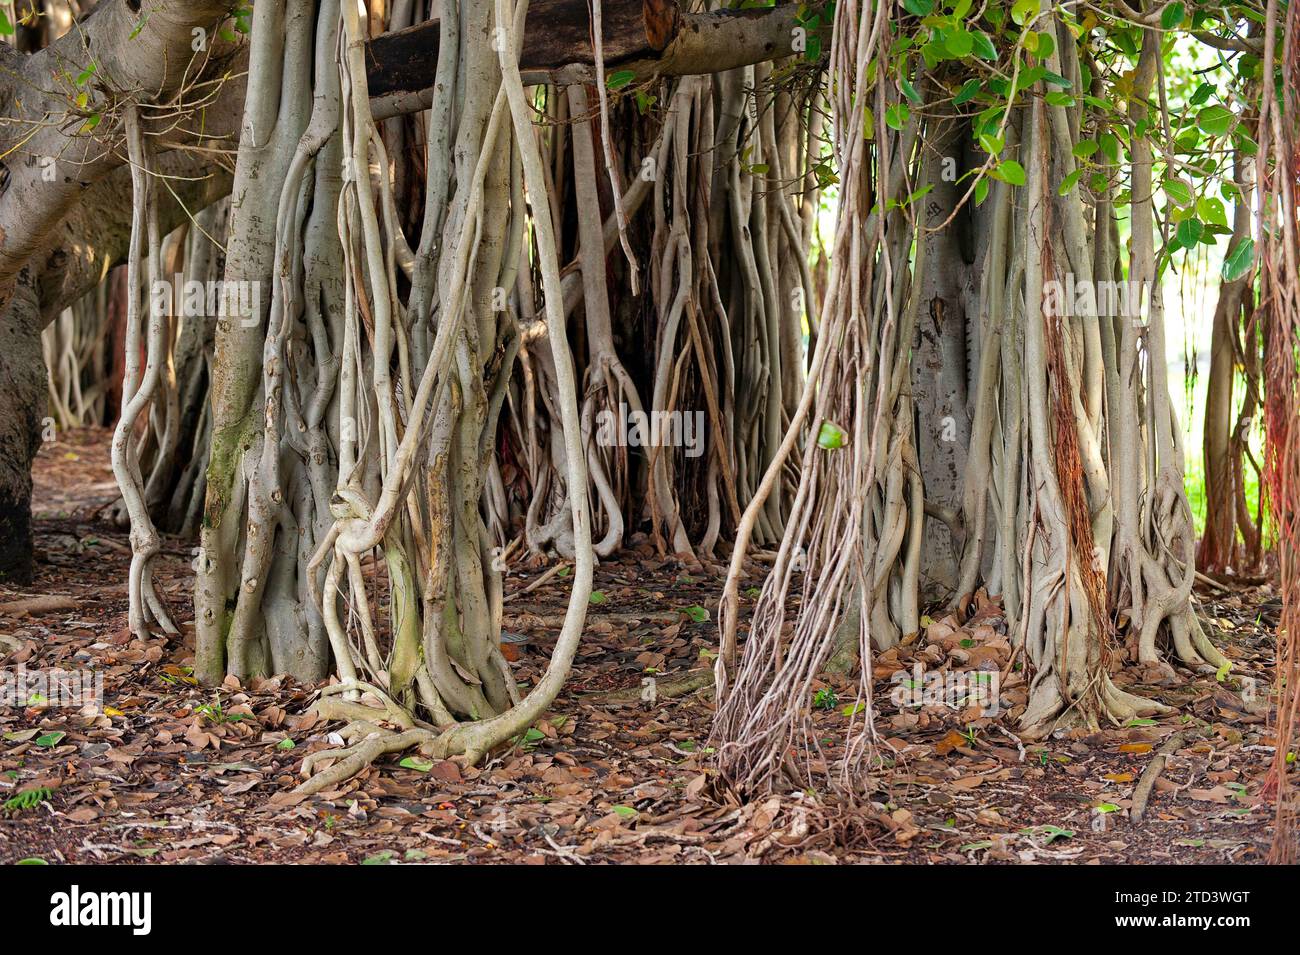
[817,420,848,450]
[3,786,53,813]
[510,727,547,752]
[195,699,249,724]
[683,604,709,623]
[1020,824,1074,845]
[812,686,838,710]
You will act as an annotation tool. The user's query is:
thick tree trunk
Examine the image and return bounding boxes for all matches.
[911,118,977,601]
[0,281,45,584]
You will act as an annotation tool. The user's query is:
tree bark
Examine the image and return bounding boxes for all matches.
[0,279,45,584]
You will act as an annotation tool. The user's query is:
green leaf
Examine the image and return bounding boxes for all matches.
[970,30,997,60]
[683,605,710,623]
[1011,0,1037,26]
[605,70,636,92]
[817,421,848,449]
[953,79,981,106]
[612,804,639,818]
[900,75,922,104]
[942,27,974,58]
[995,159,1026,186]
[1222,238,1255,282]
[885,103,910,131]
[974,177,990,205]
[361,851,395,865]
[1189,81,1215,106]
[399,756,434,772]
[1022,824,1075,844]
[1072,139,1099,159]
[1197,196,1228,227]
[276,737,296,751]
[1099,132,1120,163]
[1176,217,1203,249]
[0,10,13,36]
[1197,105,1234,138]
[1160,2,1185,30]
[1095,803,1121,813]
[1162,178,1193,206]
[34,731,66,748]
[588,590,608,605]
[16,858,48,865]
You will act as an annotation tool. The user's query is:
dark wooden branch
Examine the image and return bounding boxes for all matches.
[366,0,818,118]
[367,0,668,97]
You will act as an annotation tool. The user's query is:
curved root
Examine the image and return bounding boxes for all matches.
[1019,671,1172,741]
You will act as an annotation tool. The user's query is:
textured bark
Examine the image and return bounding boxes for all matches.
[0,280,45,584]
[0,0,237,300]
[0,153,231,582]
[367,1,825,116]
[911,119,977,601]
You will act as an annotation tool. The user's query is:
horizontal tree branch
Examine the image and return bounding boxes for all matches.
[367,0,819,118]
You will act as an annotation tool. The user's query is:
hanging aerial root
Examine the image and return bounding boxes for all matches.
[113,104,178,638]
[297,0,596,790]
[1257,0,1300,863]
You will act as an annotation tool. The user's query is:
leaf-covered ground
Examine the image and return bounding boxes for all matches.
[0,429,1286,863]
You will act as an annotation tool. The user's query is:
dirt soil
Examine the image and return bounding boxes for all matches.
[0,428,1286,863]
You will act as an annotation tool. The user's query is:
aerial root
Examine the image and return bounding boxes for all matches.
[1019,673,1172,741]
[295,724,440,795]
[294,684,498,794]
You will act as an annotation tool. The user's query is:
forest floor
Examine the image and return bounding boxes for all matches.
[0,428,1286,864]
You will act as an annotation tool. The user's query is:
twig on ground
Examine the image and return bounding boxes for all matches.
[1131,731,1186,824]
